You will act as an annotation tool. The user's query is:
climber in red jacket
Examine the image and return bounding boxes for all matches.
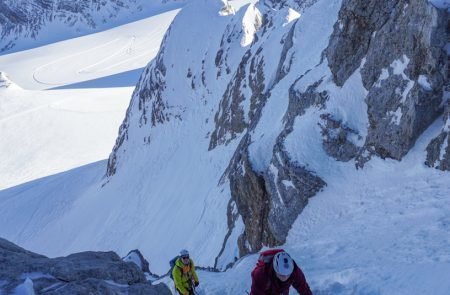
[250,249,313,295]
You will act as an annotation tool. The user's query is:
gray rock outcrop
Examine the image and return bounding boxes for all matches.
[319,113,361,162]
[227,135,279,255]
[210,50,253,150]
[226,134,326,255]
[122,249,151,273]
[426,102,450,170]
[264,141,326,243]
[0,238,170,295]
[327,0,448,163]
[214,4,327,255]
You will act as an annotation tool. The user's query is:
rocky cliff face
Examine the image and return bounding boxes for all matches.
[0,238,170,294]
[106,29,171,176]
[426,101,450,170]
[209,2,328,254]
[221,0,448,255]
[327,0,448,164]
[106,0,449,263]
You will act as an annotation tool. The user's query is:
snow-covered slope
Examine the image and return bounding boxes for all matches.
[0,7,180,90]
[0,0,186,54]
[0,4,180,187]
[0,0,449,294]
[0,81,130,189]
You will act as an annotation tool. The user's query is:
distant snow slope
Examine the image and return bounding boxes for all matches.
[0,5,181,187]
[0,83,130,189]
[0,8,180,90]
[0,0,186,54]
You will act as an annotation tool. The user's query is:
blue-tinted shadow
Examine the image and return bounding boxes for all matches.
[0,160,107,244]
[50,68,144,89]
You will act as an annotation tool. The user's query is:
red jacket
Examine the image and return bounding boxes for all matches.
[250,261,312,295]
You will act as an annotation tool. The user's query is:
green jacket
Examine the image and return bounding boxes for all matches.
[172,257,199,295]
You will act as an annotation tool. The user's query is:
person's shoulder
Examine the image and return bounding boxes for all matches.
[175,258,184,267]
[252,264,270,278]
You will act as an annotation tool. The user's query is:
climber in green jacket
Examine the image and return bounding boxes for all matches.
[172,249,199,295]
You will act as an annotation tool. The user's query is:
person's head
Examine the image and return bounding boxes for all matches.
[273,252,294,282]
[180,249,190,265]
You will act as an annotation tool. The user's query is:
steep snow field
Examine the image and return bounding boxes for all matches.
[0,7,183,188]
[1,0,450,294]
[0,5,182,189]
[0,84,130,189]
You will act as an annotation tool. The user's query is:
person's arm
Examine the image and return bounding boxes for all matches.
[291,266,313,295]
[250,267,268,295]
[173,265,189,295]
[190,259,199,283]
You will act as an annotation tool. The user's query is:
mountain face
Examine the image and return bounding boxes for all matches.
[328,0,447,165]
[107,0,449,263]
[0,0,184,53]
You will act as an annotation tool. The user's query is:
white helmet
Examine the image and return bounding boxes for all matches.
[180,249,189,257]
[273,252,294,276]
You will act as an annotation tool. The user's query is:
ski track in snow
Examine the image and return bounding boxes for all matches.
[77,36,138,74]
[32,38,124,85]
[0,8,179,90]
[32,34,150,86]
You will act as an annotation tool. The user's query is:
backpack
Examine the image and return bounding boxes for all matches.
[169,256,179,279]
[254,248,285,270]
[251,249,286,291]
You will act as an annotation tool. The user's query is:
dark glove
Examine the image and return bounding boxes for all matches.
[194,281,199,287]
